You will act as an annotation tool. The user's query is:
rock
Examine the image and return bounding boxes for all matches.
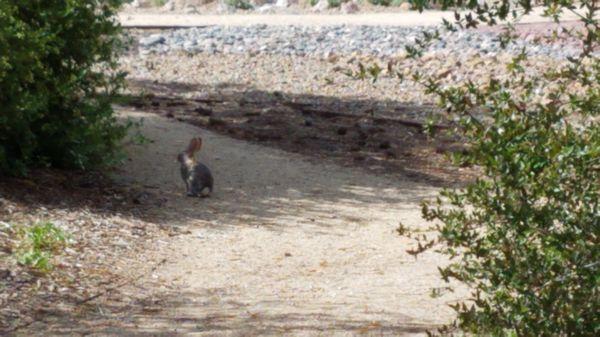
[341,1,359,14]
[399,2,411,10]
[135,23,576,59]
[436,68,452,79]
[251,0,273,5]
[184,5,199,14]
[275,0,295,7]
[194,106,213,116]
[162,0,175,11]
[139,34,165,47]
[256,4,275,12]
[312,0,330,12]
[208,117,227,126]
[183,40,197,50]
[325,50,338,62]
[113,238,129,249]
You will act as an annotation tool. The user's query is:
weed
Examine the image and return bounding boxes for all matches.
[15,222,68,273]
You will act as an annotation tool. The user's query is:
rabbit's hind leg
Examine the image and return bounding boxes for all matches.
[199,186,211,198]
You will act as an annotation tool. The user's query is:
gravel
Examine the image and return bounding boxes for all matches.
[123,22,590,127]
[136,24,584,59]
[121,51,564,117]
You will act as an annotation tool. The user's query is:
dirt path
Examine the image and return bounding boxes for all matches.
[12,108,463,336]
[118,8,582,28]
[97,109,464,336]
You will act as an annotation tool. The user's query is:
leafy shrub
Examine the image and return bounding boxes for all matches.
[368,0,392,6]
[328,0,344,7]
[150,0,168,6]
[0,0,128,176]
[224,0,254,10]
[16,222,68,273]
[379,0,599,336]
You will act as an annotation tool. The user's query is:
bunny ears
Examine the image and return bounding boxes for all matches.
[185,137,203,155]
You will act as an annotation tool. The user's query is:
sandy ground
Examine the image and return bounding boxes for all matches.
[118,8,583,28]
[8,103,462,336]
[18,108,464,336]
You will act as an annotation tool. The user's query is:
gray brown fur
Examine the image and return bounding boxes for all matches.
[177,137,214,197]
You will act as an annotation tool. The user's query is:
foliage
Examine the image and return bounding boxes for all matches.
[390,0,406,6]
[15,222,68,273]
[368,0,391,6]
[224,0,254,10]
[328,0,344,8]
[150,0,168,6]
[363,0,599,336]
[0,0,128,176]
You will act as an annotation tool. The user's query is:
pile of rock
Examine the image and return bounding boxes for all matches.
[137,24,581,59]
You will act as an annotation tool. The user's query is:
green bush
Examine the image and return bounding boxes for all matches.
[0,0,128,176]
[368,0,392,6]
[383,0,599,336]
[328,0,343,7]
[150,0,168,6]
[224,0,254,10]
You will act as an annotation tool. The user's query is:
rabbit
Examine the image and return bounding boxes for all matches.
[177,137,214,197]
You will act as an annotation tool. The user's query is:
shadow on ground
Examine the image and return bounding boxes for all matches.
[0,77,463,231]
[116,109,438,235]
[123,78,471,189]
[28,290,438,337]
[3,79,461,336]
